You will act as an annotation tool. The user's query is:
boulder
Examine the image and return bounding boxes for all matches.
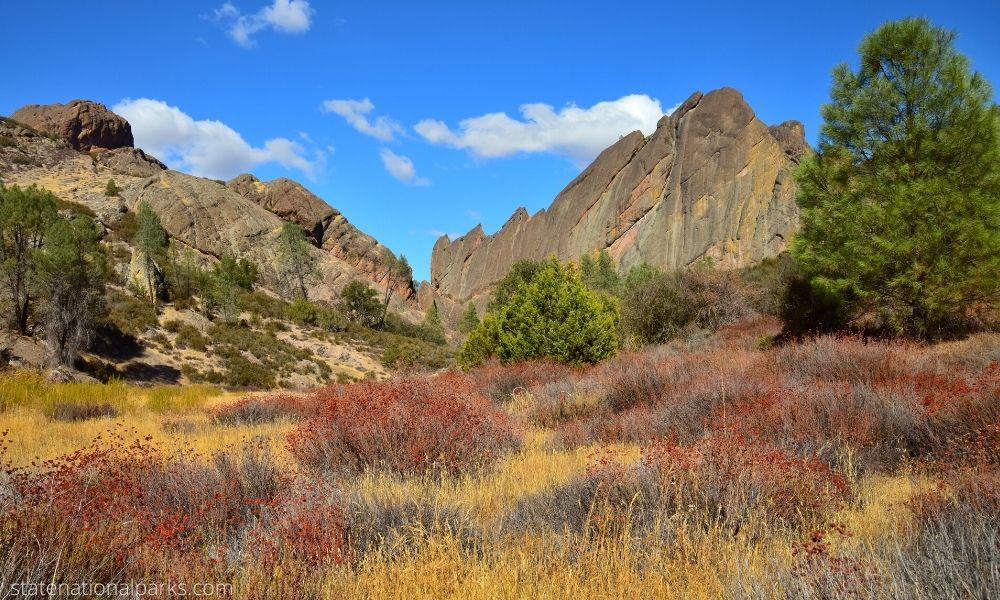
[11,100,134,151]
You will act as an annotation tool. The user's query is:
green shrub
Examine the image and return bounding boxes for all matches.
[619,266,752,345]
[104,290,158,336]
[459,258,619,368]
[174,323,209,352]
[221,354,276,389]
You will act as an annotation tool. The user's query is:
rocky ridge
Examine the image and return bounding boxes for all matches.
[0,107,416,308]
[425,87,808,322]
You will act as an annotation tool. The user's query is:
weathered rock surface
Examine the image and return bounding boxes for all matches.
[1,108,416,308]
[11,100,134,151]
[227,173,416,304]
[428,88,808,313]
[227,174,335,246]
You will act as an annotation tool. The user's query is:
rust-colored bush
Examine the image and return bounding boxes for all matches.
[287,374,522,476]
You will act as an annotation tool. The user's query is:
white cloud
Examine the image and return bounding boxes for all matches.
[321,98,403,142]
[379,148,429,186]
[415,94,667,165]
[212,0,314,48]
[464,209,482,221]
[113,98,321,180]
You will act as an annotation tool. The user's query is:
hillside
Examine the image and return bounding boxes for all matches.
[0,103,438,386]
[424,88,809,322]
[0,102,416,307]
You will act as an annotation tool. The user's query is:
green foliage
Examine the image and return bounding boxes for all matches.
[134,201,169,307]
[793,18,1000,338]
[164,242,201,301]
[419,303,446,345]
[377,252,413,328]
[107,211,139,243]
[285,297,345,331]
[0,184,58,333]
[214,254,259,292]
[104,179,119,197]
[275,222,317,300]
[580,249,621,294]
[341,280,383,328]
[459,258,619,368]
[104,289,158,337]
[619,264,752,345]
[459,302,480,334]
[487,259,544,312]
[35,215,107,365]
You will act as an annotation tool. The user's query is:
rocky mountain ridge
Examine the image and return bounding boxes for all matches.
[423,87,809,322]
[0,102,416,309]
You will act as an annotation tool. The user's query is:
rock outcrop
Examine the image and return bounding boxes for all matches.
[1,106,416,308]
[226,173,417,304]
[428,88,808,317]
[11,100,134,151]
[227,174,336,246]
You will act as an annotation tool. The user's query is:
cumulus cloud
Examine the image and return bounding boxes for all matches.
[415,94,668,165]
[321,98,403,142]
[379,148,429,186]
[212,0,314,48]
[113,98,321,180]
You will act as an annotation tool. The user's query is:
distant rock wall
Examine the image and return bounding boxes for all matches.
[427,88,808,320]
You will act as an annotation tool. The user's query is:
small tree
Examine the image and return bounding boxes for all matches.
[458,302,480,334]
[793,18,1000,338]
[421,303,446,344]
[105,179,120,197]
[459,258,619,368]
[134,201,168,308]
[341,280,383,328]
[379,253,412,329]
[276,222,316,300]
[580,249,620,294]
[214,254,259,292]
[0,184,58,334]
[36,216,107,365]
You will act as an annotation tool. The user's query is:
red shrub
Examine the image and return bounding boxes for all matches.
[468,359,579,404]
[210,393,318,426]
[644,430,851,529]
[287,374,522,476]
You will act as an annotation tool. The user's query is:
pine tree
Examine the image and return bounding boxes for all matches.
[0,184,58,334]
[36,216,107,365]
[276,222,317,300]
[134,201,168,308]
[459,258,619,368]
[458,302,480,334]
[793,18,1000,338]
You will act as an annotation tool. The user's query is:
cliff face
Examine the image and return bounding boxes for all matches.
[428,88,808,315]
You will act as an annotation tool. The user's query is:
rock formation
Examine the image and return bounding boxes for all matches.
[427,88,809,319]
[1,105,416,308]
[11,100,134,151]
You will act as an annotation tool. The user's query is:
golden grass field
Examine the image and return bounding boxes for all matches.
[5,325,991,600]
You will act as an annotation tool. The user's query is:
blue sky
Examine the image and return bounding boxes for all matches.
[2,0,997,281]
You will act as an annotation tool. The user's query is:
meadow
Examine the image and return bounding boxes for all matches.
[0,317,997,599]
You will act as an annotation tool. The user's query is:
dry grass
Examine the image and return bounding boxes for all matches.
[0,326,997,598]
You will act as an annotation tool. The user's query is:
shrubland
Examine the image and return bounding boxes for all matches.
[1,320,997,598]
